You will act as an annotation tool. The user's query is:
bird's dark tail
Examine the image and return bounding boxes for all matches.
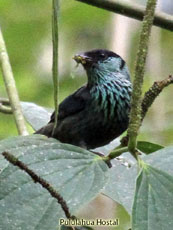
[34,123,54,137]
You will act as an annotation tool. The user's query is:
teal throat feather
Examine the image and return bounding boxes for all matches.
[88,67,132,123]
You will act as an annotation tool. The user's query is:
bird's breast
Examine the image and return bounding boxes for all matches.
[90,81,131,125]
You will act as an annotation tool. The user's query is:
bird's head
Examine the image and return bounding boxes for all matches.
[73,49,130,83]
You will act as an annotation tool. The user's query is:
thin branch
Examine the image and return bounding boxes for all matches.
[141,75,173,121]
[103,147,129,161]
[127,0,158,154]
[0,97,12,114]
[0,28,28,136]
[0,103,12,114]
[2,151,74,219]
[76,0,173,31]
[52,0,59,135]
[0,97,10,105]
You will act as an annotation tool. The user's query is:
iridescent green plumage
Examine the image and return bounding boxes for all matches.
[35,49,132,149]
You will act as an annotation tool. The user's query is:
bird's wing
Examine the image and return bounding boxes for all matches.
[50,85,90,122]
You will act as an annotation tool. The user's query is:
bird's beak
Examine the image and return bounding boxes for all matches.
[73,54,91,65]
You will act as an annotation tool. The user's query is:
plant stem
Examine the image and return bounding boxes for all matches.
[104,147,129,161]
[0,97,10,105]
[0,97,12,114]
[0,28,28,136]
[52,0,59,135]
[0,104,12,114]
[127,0,158,153]
[76,0,173,31]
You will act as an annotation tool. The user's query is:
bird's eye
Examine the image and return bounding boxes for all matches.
[100,53,105,58]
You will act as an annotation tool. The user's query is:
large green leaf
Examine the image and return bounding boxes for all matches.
[132,164,173,230]
[0,135,109,230]
[103,146,173,217]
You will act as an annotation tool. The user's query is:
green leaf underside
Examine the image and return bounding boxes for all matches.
[132,165,173,230]
[103,158,137,214]
[137,141,164,154]
[21,102,53,130]
[103,146,173,216]
[0,135,109,230]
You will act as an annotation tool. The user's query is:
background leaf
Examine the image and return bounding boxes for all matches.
[21,102,53,130]
[137,141,164,154]
[0,135,109,230]
[93,139,120,154]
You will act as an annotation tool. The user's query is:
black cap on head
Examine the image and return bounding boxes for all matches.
[84,49,120,61]
[73,49,121,68]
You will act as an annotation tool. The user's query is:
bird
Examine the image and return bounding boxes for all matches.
[35,49,132,150]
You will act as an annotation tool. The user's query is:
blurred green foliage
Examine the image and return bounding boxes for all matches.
[0,0,172,146]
